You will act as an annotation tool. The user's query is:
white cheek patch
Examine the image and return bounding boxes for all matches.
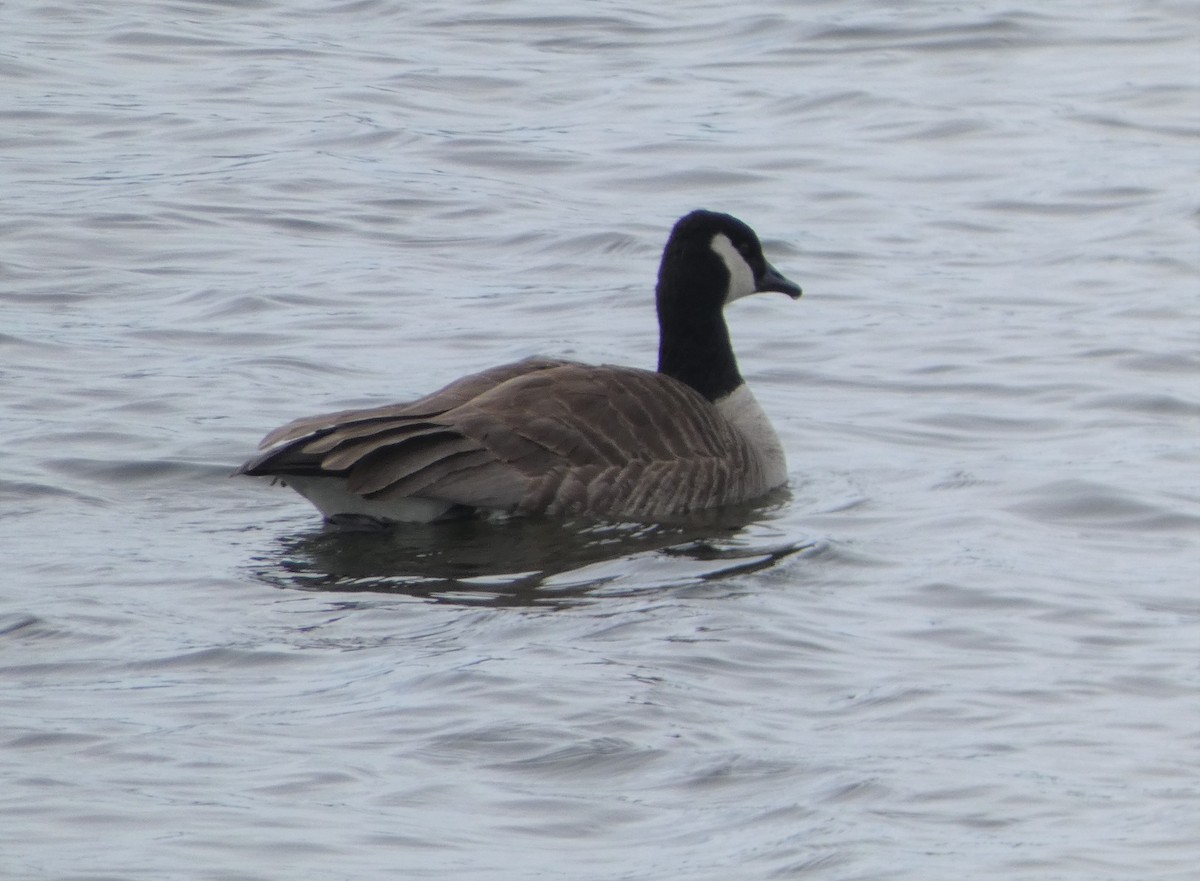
[710,232,757,303]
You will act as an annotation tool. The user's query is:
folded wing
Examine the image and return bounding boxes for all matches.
[240,357,769,519]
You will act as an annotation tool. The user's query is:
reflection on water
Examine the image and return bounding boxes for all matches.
[251,492,816,606]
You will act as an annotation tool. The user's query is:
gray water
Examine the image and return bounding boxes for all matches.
[3,1,1198,878]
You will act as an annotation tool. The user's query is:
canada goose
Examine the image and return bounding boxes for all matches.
[239,210,802,523]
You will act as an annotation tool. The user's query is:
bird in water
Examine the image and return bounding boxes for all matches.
[239,210,802,525]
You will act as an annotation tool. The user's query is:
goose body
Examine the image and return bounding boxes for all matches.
[240,210,801,523]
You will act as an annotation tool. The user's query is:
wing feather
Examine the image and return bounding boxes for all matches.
[253,357,571,451]
[348,435,483,497]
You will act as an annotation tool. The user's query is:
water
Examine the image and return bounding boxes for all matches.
[3,1,1198,877]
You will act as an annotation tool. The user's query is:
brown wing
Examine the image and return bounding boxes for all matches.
[241,358,768,518]
[250,357,571,452]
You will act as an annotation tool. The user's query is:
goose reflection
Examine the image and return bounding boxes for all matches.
[249,491,815,607]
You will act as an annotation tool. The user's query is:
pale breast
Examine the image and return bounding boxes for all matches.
[714,384,788,490]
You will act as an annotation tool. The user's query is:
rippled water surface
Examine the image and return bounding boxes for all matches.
[3,1,1198,878]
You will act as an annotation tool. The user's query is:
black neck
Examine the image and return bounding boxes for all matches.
[657,297,742,402]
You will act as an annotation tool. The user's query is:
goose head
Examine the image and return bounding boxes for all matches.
[656,210,801,401]
[658,210,802,311]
